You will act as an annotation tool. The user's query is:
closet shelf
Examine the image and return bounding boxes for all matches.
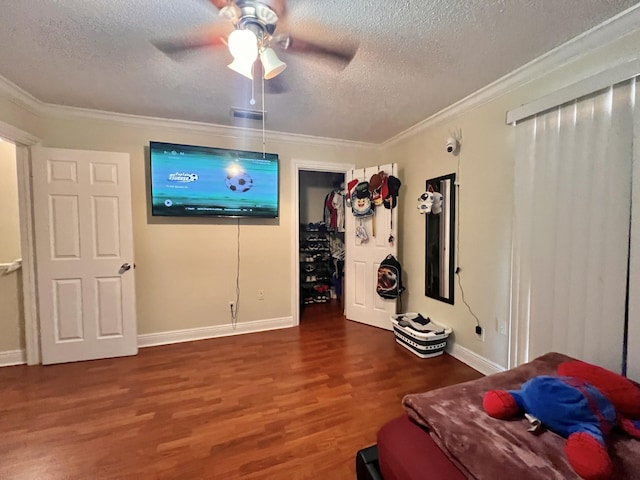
[300,225,335,306]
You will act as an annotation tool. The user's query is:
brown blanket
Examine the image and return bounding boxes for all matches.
[403,352,640,480]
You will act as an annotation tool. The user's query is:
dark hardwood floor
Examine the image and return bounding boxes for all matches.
[0,302,482,479]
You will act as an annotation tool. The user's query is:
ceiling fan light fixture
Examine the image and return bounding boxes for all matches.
[260,47,286,80]
[227,29,258,63]
[228,59,254,79]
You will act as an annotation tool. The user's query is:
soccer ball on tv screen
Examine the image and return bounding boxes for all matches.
[226,172,253,193]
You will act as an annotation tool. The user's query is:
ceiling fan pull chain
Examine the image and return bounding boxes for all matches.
[250,65,256,106]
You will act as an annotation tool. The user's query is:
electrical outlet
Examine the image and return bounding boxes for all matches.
[475,325,484,342]
[229,301,235,312]
[258,289,264,300]
[498,318,508,336]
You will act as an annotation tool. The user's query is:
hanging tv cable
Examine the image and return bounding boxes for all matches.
[262,64,266,159]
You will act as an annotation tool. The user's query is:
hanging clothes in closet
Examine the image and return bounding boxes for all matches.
[322,184,346,299]
[323,186,345,232]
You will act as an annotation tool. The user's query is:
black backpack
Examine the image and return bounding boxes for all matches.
[376,255,405,299]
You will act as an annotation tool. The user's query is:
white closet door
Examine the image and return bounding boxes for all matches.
[345,164,398,330]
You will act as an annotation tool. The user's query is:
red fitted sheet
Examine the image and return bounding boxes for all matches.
[376,415,465,480]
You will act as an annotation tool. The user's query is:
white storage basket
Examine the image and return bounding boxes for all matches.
[391,313,452,358]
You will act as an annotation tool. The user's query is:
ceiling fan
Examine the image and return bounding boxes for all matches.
[153,0,358,81]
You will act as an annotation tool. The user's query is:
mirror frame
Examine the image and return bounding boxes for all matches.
[424,172,456,304]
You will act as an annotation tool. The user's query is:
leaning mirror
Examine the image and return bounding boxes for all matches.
[424,173,456,304]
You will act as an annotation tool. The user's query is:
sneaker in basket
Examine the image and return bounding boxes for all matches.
[397,314,443,333]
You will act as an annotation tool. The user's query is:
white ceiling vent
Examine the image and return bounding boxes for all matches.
[230,108,266,121]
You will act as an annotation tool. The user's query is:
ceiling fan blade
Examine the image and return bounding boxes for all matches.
[274,34,358,65]
[209,0,230,9]
[152,23,233,59]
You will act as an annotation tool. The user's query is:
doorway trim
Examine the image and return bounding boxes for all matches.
[0,120,41,365]
[291,159,354,326]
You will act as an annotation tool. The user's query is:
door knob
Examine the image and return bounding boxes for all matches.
[119,263,132,274]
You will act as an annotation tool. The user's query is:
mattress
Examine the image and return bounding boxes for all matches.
[402,353,640,479]
[376,415,465,480]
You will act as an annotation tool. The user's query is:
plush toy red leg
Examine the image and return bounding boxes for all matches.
[565,432,613,480]
[619,416,640,439]
[482,390,519,419]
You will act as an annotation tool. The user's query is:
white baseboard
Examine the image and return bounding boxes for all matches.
[0,349,26,367]
[2,321,503,374]
[447,342,505,376]
[137,316,294,348]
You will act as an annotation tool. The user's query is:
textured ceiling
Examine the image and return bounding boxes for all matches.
[0,0,638,144]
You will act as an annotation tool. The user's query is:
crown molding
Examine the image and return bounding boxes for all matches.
[0,75,42,114]
[381,3,640,149]
[0,120,40,146]
[0,74,376,151]
[43,103,378,150]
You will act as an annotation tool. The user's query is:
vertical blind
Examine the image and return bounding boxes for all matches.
[627,80,640,381]
[511,79,637,374]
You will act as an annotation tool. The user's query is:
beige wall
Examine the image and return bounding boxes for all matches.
[385,98,515,367]
[0,141,19,258]
[384,29,640,368]
[299,171,343,225]
[0,140,24,351]
[38,117,378,336]
[301,185,328,224]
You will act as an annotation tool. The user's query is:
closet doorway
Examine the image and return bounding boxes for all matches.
[0,121,41,366]
[0,138,23,362]
[291,160,354,326]
[298,170,345,321]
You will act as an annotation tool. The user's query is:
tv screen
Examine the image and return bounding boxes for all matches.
[149,141,279,218]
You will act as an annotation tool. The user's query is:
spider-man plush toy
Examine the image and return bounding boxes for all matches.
[483,361,640,480]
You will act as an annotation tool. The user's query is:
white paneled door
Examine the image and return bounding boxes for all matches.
[345,164,398,330]
[32,147,137,365]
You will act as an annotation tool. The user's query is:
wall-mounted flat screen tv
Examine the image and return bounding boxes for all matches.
[149,141,279,218]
